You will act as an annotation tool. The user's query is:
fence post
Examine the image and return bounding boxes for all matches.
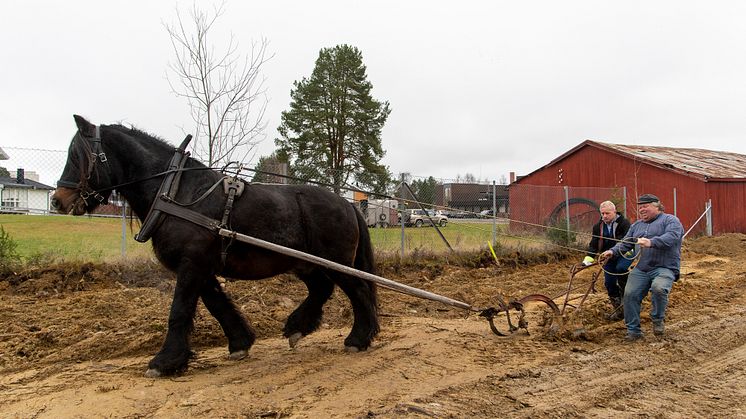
[673,187,677,217]
[492,180,497,246]
[564,186,570,242]
[706,199,712,236]
[121,194,127,257]
[400,173,405,259]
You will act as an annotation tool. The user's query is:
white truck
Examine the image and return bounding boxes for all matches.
[362,199,399,227]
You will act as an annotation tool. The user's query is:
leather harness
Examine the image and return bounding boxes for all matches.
[57,130,247,265]
[134,138,246,265]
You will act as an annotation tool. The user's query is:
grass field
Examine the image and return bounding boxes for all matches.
[369,222,503,253]
[0,214,558,263]
[0,214,153,262]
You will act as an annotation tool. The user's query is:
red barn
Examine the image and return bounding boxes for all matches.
[511,140,746,235]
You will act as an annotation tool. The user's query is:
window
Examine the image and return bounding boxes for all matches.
[2,197,19,208]
[1,189,28,209]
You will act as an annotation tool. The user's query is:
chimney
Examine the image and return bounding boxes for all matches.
[16,168,25,184]
[509,171,516,184]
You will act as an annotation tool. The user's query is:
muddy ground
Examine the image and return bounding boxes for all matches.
[1,235,745,418]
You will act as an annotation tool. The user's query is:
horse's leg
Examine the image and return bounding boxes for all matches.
[146,259,205,377]
[283,271,335,347]
[200,277,256,360]
[331,273,379,351]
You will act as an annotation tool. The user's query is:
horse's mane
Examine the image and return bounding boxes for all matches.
[106,124,173,150]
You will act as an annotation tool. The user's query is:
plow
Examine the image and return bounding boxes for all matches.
[216,227,607,337]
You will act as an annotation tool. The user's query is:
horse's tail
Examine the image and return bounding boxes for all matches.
[347,203,380,344]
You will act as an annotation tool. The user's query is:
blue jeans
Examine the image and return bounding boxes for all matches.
[604,256,633,299]
[623,267,675,336]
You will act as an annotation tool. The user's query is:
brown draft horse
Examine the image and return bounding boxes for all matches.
[51,115,379,376]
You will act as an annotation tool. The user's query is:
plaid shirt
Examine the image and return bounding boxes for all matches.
[610,212,684,276]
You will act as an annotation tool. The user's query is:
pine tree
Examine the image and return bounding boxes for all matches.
[251,152,289,184]
[276,45,392,194]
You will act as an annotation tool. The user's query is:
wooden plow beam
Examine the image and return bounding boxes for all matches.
[218,228,561,337]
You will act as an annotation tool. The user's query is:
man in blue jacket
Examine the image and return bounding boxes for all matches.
[601,194,684,341]
[583,201,631,321]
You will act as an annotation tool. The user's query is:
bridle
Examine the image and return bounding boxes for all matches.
[57,126,110,206]
[55,126,208,215]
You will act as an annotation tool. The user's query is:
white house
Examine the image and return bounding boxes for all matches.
[0,167,55,214]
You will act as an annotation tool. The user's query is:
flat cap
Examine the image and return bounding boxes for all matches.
[637,194,660,204]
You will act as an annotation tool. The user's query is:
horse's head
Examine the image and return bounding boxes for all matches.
[51,115,113,215]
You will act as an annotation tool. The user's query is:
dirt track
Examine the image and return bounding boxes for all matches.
[1,235,745,418]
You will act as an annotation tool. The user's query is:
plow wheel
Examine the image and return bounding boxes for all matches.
[479,294,561,337]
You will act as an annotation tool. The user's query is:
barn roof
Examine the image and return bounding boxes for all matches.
[546,140,746,181]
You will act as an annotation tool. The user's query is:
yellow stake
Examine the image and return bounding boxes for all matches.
[487,241,499,263]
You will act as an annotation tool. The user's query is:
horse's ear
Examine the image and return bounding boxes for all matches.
[73,114,96,137]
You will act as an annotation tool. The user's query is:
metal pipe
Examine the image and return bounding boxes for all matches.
[400,175,405,259]
[564,186,571,242]
[492,180,497,246]
[121,195,127,257]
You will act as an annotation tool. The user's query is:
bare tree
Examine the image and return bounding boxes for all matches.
[165,2,271,166]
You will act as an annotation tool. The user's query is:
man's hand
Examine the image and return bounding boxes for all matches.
[637,237,652,248]
[599,250,613,261]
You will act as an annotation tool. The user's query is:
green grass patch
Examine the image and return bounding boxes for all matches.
[368,221,570,258]
[368,222,514,253]
[0,214,152,262]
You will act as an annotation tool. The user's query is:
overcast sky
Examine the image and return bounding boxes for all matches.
[3,1,746,186]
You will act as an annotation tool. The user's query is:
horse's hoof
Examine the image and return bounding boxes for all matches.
[144,368,162,378]
[288,332,303,348]
[344,345,360,353]
[229,349,248,361]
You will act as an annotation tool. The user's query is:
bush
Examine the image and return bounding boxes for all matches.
[0,226,20,271]
[546,221,577,247]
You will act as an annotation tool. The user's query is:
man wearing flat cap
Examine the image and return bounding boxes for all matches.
[601,194,684,341]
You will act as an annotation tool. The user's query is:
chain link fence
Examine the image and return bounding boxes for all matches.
[0,146,713,258]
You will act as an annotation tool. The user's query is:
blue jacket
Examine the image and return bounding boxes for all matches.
[609,212,684,277]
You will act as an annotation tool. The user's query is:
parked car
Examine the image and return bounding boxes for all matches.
[441,210,465,219]
[479,209,494,218]
[404,209,448,227]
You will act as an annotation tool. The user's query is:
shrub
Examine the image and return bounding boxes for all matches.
[0,226,20,271]
[546,221,577,247]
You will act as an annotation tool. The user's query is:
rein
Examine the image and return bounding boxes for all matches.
[67,166,214,198]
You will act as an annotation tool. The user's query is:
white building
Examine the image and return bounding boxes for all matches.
[1,148,55,214]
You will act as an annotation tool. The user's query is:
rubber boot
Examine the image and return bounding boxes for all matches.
[607,296,624,321]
